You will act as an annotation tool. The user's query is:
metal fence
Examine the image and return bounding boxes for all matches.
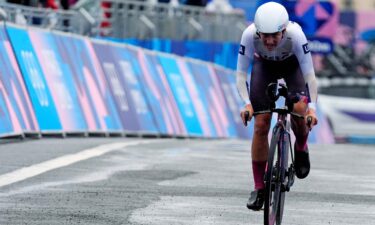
[96,0,247,42]
[0,1,80,32]
[0,0,247,42]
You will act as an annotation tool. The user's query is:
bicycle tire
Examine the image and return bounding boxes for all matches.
[264,126,282,225]
[276,131,290,225]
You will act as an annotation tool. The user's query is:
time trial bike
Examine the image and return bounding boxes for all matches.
[245,82,312,225]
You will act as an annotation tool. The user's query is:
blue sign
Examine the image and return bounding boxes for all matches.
[157,55,203,136]
[308,37,334,55]
[110,45,159,134]
[6,25,62,131]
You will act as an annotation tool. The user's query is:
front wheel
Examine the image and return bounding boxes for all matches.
[264,127,282,225]
[276,132,290,225]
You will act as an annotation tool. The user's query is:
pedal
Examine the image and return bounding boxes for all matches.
[286,165,295,189]
[281,184,290,192]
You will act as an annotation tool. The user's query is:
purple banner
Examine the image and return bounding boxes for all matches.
[91,41,141,132]
[214,67,253,139]
[108,44,158,134]
[52,33,123,131]
[185,60,239,138]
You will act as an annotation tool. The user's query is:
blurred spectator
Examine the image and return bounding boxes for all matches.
[206,0,233,13]
[182,0,207,7]
[6,0,30,5]
[100,1,112,36]
[60,0,78,10]
[39,0,59,10]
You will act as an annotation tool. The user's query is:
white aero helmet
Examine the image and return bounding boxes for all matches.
[254,2,289,33]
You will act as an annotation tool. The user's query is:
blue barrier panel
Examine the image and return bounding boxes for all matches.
[52,33,123,131]
[134,50,175,135]
[157,54,203,136]
[0,24,39,136]
[176,59,217,137]
[91,41,141,133]
[27,28,88,131]
[214,67,253,139]
[141,52,187,136]
[109,44,158,134]
[213,43,238,70]
[186,61,238,138]
[6,25,62,131]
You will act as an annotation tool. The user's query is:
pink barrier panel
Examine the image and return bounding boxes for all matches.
[0,25,39,136]
[214,67,253,139]
[177,59,218,137]
[52,33,123,132]
[27,29,88,132]
[184,60,239,138]
[137,50,187,136]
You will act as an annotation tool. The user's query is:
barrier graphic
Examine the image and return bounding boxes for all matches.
[157,54,203,136]
[1,23,335,143]
[0,24,38,136]
[28,29,88,132]
[53,34,123,132]
[6,25,62,131]
[138,51,187,136]
[185,60,237,138]
[214,67,253,139]
[108,44,158,134]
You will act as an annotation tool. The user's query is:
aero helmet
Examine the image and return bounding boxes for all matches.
[254,2,289,33]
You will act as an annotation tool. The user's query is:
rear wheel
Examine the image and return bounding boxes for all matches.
[264,127,282,225]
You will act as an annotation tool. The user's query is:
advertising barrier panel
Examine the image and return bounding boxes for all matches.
[6,25,62,132]
[0,24,39,136]
[108,43,158,134]
[139,51,187,136]
[28,28,88,132]
[185,60,238,138]
[136,50,184,135]
[91,41,142,133]
[157,54,203,136]
[177,59,217,137]
[214,67,253,139]
[52,33,123,132]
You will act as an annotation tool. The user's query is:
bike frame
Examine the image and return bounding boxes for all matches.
[261,83,304,225]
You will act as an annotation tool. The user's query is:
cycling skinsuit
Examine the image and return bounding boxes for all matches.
[236,21,318,112]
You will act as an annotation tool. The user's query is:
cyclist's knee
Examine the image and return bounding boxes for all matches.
[254,114,271,137]
[293,100,307,115]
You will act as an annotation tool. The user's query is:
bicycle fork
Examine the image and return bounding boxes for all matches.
[281,130,295,192]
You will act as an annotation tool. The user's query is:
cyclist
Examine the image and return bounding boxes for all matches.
[236,2,318,211]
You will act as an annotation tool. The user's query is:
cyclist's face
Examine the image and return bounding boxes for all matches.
[260,31,283,51]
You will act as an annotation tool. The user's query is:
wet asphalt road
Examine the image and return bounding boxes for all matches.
[0,137,374,225]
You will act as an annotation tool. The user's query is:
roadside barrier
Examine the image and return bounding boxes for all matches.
[0,23,333,143]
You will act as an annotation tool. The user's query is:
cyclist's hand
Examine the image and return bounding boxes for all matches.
[240,104,254,126]
[305,108,318,130]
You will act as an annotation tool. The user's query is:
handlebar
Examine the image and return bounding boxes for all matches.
[306,116,313,131]
[242,83,314,130]
[253,109,304,119]
[244,111,250,126]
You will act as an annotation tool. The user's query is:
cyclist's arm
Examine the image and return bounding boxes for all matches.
[236,25,255,105]
[291,23,318,110]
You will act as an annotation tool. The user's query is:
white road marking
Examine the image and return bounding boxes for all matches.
[0,140,152,188]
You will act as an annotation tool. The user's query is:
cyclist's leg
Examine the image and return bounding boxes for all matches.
[250,56,276,190]
[246,56,276,210]
[283,56,309,150]
[292,98,309,151]
[251,113,272,189]
[284,56,311,179]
